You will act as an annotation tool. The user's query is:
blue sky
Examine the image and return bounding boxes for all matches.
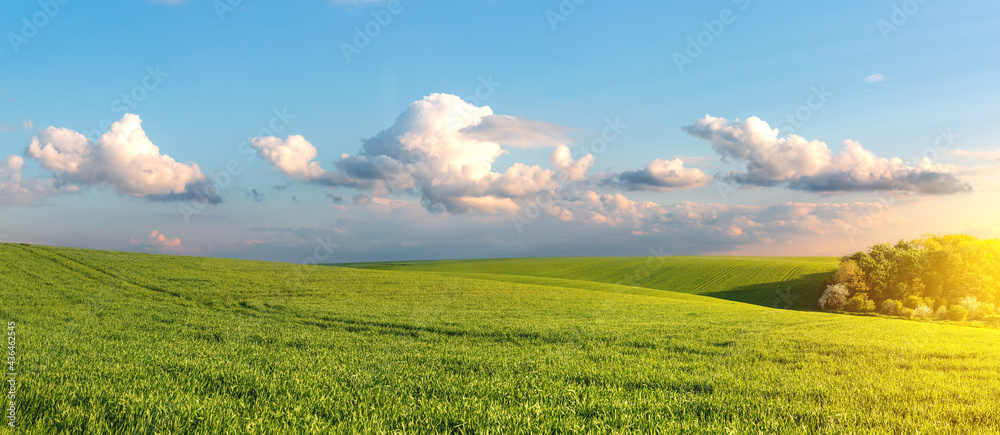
[1,0,999,262]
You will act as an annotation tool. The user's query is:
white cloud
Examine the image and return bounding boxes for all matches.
[26,114,219,202]
[608,158,710,191]
[551,145,593,182]
[684,115,971,194]
[864,73,886,83]
[253,93,593,214]
[252,135,326,181]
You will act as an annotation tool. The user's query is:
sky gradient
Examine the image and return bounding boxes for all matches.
[1,0,999,263]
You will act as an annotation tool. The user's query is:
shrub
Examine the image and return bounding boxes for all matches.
[843,295,876,313]
[902,295,924,310]
[912,305,934,319]
[935,305,949,319]
[881,299,903,316]
[983,315,1000,327]
[819,284,850,311]
[959,296,982,319]
[900,307,916,318]
[980,303,997,318]
[947,305,969,322]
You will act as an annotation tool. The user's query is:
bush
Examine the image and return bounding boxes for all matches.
[900,307,916,318]
[959,296,982,319]
[881,299,904,316]
[947,305,969,322]
[819,284,850,311]
[843,295,876,313]
[983,315,1000,327]
[912,305,934,319]
[980,303,997,318]
[903,295,925,310]
[935,306,949,319]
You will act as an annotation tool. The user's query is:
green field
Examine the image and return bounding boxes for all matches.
[342,256,839,310]
[3,243,1000,434]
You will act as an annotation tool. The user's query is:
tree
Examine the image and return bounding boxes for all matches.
[832,260,868,295]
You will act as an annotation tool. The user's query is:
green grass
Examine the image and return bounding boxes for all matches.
[3,243,1000,434]
[341,256,839,310]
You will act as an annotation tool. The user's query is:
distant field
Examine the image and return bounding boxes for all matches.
[3,243,999,434]
[341,256,839,310]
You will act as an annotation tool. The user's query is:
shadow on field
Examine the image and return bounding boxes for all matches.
[703,272,832,311]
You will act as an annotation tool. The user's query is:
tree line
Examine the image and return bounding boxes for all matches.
[820,234,1000,324]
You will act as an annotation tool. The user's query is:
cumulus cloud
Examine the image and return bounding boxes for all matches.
[551,145,594,182]
[252,135,326,181]
[26,114,219,203]
[0,155,74,207]
[607,158,710,191]
[253,93,593,214]
[684,115,971,195]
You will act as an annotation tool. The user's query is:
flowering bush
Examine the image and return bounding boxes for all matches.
[912,305,934,319]
[819,284,850,311]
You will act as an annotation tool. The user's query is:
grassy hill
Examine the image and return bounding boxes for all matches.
[3,243,999,434]
[341,256,839,310]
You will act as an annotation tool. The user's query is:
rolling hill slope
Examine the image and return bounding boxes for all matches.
[340,256,839,310]
[2,243,999,434]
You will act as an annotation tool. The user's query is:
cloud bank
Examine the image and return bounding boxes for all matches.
[253,93,593,214]
[684,115,971,195]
